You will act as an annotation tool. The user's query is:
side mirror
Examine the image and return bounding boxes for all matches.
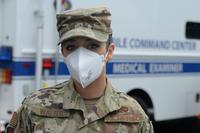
[186,21,200,39]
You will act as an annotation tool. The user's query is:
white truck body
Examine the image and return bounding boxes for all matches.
[0,0,200,128]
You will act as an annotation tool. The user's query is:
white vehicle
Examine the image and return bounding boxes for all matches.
[1,0,200,131]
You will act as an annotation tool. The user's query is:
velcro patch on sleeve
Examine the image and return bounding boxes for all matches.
[9,112,18,128]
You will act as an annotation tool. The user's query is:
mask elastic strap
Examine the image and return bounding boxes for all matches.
[103,46,110,63]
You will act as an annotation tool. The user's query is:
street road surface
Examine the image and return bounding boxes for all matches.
[154,120,200,133]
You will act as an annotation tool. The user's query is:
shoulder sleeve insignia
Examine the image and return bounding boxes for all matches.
[8,112,18,128]
[104,106,145,123]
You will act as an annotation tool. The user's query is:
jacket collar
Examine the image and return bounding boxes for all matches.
[63,78,121,127]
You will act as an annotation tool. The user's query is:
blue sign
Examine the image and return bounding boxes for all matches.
[2,60,200,76]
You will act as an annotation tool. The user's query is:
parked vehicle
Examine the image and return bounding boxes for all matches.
[1,0,200,131]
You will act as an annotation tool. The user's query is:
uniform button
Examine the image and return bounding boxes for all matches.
[97,126,100,131]
[84,119,88,125]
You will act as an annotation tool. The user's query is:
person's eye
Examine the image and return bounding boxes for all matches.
[64,44,76,51]
[87,43,100,51]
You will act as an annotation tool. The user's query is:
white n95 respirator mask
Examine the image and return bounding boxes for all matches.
[64,47,107,88]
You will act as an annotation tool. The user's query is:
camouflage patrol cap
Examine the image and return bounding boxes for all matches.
[56,6,112,44]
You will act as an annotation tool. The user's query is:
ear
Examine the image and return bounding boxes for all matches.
[107,43,115,62]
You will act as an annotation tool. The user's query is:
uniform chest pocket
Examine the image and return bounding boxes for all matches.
[34,117,83,133]
[102,121,141,133]
[104,112,145,133]
[30,107,71,133]
[34,118,69,133]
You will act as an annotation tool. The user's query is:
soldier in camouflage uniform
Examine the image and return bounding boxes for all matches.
[6,7,154,133]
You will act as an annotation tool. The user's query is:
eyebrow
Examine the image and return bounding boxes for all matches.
[61,39,76,47]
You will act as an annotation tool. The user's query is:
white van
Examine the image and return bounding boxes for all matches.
[1,0,200,131]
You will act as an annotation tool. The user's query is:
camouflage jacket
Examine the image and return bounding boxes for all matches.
[6,79,153,133]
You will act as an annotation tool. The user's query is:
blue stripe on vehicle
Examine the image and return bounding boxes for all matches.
[1,61,200,76]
